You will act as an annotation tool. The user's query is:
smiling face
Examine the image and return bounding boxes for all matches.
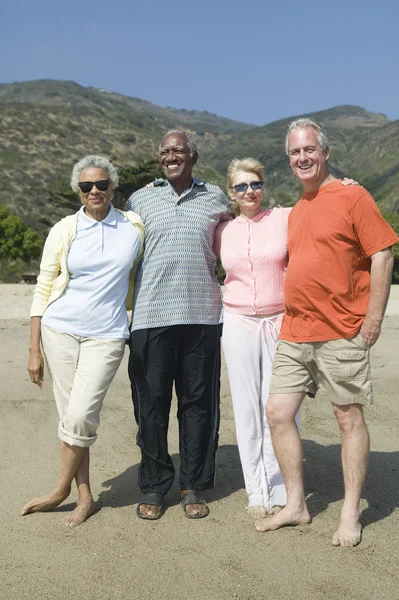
[159,132,197,191]
[287,127,330,192]
[78,167,113,221]
[229,170,264,218]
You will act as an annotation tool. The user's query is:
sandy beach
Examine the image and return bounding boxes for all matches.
[1,285,398,600]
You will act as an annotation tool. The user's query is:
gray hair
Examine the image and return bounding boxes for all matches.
[70,155,119,192]
[284,118,329,155]
[159,130,198,157]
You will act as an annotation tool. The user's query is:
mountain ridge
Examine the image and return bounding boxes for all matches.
[1,80,398,236]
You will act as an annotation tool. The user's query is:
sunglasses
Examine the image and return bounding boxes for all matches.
[232,181,264,193]
[78,180,111,193]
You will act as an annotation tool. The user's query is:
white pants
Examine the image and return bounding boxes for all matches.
[222,311,299,509]
[41,325,126,448]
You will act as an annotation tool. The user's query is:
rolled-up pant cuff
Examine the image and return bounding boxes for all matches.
[58,422,97,448]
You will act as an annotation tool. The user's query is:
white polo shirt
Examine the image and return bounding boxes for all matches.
[42,205,141,338]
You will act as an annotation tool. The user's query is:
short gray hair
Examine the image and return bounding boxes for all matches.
[285,118,329,155]
[70,155,119,192]
[159,130,198,157]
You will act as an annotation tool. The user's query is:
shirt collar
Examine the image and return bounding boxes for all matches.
[162,177,205,199]
[79,204,117,228]
[159,177,205,189]
[180,178,204,198]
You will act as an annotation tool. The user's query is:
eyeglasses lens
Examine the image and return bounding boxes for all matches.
[78,180,110,193]
[233,181,264,193]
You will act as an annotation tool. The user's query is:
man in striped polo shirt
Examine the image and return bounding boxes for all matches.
[127,130,232,520]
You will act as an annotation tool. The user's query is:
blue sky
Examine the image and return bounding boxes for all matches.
[1,0,398,126]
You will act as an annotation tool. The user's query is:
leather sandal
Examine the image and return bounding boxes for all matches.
[180,491,209,519]
[136,493,164,520]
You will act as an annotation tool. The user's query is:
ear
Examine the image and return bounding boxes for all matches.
[191,151,198,167]
[227,188,236,202]
[324,147,330,162]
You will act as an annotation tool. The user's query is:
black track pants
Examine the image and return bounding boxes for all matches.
[128,324,222,495]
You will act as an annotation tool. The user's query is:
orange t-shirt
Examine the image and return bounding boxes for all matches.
[280,180,399,342]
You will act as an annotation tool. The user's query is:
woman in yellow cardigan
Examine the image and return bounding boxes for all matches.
[21,155,144,527]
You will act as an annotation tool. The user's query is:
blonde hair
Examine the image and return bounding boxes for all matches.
[227,158,264,216]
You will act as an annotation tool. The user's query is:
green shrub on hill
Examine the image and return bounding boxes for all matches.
[0,206,43,261]
[0,206,43,282]
[381,211,399,283]
[115,160,163,208]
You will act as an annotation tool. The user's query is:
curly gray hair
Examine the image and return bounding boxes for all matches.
[159,130,198,157]
[70,155,119,192]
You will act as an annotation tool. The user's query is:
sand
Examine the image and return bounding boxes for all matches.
[1,285,398,600]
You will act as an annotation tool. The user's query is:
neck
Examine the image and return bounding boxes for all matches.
[84,206,110,222]
[302,172,336,193]
[239,206,262,220]
[169,177,193,197]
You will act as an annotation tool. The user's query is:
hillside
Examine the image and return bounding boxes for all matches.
[0,80,253,231]
[1,80,398,236]
[202,106,399,211]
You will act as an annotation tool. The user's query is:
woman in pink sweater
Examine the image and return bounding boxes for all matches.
[214,157,297,520]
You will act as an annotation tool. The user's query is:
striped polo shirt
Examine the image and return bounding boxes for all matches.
[127,178,232,330]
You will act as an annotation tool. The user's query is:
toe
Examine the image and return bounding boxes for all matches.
[331,532,340,546]
[255,518,268,532]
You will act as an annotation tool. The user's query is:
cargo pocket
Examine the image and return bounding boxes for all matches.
[330,350,367,382]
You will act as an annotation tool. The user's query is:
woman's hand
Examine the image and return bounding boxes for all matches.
[27,349,44,388]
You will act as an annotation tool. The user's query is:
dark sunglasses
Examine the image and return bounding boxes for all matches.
[232,181,264,193]
[78,180,111,193]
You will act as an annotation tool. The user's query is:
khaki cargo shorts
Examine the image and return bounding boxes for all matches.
[270,331,373,405]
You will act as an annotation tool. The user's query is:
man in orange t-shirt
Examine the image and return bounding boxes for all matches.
[256,118,398,547]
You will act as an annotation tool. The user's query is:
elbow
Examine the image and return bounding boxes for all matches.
[384,250,394,274]
[371,248,394,268]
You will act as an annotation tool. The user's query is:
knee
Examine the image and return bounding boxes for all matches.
[266,397,292,429]
[333,403,365,435]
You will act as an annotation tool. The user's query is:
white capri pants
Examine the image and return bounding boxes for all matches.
[41,324,126,448]
[222,311,299,509]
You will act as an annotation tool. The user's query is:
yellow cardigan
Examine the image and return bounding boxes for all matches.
[30,209,144,317]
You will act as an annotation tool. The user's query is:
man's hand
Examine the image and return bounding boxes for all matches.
[27,349,44,388]
[359,318,381,348]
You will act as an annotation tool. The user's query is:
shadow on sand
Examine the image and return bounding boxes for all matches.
[97,443,244,513]
[303,439,399,528]
[96,439,398,532]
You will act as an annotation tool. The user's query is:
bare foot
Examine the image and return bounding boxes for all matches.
[255,504,311,532]
[247,505,267,520]
[21,489,70,516]
[266,505,284,516]
[63,500,96,528]
[331,521,362,547]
